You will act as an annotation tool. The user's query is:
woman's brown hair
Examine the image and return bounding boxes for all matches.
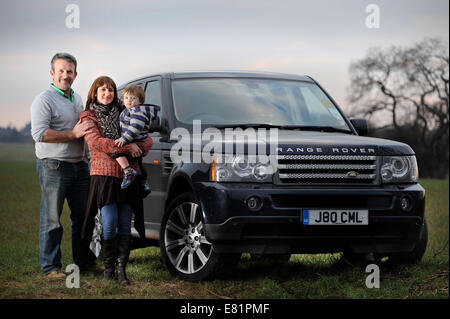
[85,76,121,110]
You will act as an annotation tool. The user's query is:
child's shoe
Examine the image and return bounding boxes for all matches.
[141,183,152,198]
[121,167,138,189]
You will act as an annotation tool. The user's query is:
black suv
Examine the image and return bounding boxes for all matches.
[90,71,427,281]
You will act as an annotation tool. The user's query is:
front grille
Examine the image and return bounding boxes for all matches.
[276,155,378,185]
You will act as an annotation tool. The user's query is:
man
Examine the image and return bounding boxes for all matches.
[30,53,98,279]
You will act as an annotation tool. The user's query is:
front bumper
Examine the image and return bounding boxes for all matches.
[193,182,425,254]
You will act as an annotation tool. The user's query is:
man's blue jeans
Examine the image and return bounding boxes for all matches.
[37,158,96,274]
[100,202,132,240]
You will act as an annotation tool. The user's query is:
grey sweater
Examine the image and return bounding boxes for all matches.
[30,86,85,162]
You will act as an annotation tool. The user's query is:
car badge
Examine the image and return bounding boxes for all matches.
[347,171,358,178]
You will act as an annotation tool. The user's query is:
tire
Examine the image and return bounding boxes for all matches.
[159,192,241,281]
[250,253,291,264]
[389,219,428,265]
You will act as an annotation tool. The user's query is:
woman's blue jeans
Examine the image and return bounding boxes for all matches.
[100,202,133,240]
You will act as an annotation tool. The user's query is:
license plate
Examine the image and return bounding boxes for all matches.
[302,209,368,225]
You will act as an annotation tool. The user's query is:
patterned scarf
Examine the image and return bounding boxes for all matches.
[91,102,121,139]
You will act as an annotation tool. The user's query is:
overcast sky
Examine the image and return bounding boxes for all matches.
[0,0,448,128]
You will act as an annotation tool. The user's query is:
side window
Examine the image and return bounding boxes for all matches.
[145,80,163,117]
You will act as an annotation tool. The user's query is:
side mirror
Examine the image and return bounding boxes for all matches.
[350,118,368,136]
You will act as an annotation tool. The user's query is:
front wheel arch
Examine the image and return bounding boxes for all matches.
[165,175,195,207]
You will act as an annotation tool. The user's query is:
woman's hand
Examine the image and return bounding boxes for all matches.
[130,143,143,157]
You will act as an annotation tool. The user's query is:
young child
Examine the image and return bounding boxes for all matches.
[112,84,153,196]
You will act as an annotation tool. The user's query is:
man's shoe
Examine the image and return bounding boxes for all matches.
[44,270,66,280]
[121,168,138,189]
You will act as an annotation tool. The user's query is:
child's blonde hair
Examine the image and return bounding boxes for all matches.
[122,84,145,104]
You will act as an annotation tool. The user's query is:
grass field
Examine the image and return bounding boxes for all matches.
[0,143,448,299]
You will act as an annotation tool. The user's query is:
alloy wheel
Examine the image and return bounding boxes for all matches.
[164,202,212,274]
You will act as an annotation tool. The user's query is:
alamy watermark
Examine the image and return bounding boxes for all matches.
[365,4,380,29]
[65,264,80,288]
[64,5,380,31]
[170,120,279,168]
[65,4,80,29]
[365,264,380,289]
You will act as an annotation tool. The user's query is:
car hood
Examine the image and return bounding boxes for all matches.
[193,130,414,156]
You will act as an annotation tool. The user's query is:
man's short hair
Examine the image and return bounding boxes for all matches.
[122,84,145,104]
[51,53,78,72]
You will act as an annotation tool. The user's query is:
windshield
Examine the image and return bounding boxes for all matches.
[171,78,350,130]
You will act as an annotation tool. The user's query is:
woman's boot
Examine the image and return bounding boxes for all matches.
[116,234,131,285]
[100,238,116,281]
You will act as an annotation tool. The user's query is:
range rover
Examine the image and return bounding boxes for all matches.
[90,71,427,281]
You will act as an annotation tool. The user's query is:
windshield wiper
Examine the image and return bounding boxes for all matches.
[211,124,352,134]
[282,125,352,134]
[213,123,284,129]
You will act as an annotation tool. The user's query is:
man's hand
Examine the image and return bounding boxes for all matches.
[130,143,143,158]
[72,119,95,139]
[114,139,124,147]
[42,119,95,143]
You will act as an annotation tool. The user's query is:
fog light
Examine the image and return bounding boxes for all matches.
[400,196,412,211]
[246,196,263,211]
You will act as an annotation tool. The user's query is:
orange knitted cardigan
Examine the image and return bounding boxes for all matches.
[80,110,153,178]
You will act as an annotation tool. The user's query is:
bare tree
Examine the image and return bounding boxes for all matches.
[347,38,449,178]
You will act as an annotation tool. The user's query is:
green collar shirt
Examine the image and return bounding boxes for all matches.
[50,83,74,103]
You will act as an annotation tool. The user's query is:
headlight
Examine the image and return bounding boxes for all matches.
[381,156,418,183]
[212,155,276,182]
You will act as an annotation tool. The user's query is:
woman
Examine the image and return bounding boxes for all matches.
[80,76,153,285]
